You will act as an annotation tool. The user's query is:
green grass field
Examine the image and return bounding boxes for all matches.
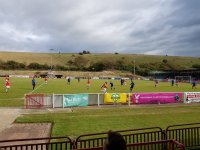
[1,77,200,137]
[15,104,200,137]
[0,77,199,107]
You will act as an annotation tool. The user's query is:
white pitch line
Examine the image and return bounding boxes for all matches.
[29,82,45,94]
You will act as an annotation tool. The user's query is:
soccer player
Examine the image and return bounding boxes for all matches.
[5,78,10,93]
[32,78,36,90]
[87,78,91,90]
[130,81,135,93]
[110,81,115,90]
[155,80,158,87]
[44,76,48,84]
[192,80,196,89]
[5,75,9,81]
[171,79,174,86]
[101,82,108,93]
[67,76,71,85]
[175,79,179,86]
[77,77,80,82]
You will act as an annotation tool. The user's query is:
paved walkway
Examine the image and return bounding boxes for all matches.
[0,123,52,146]
[0,108,23,133]
[0,108,53,146]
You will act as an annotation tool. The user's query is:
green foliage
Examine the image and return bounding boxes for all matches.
[88,62,106,71]
[55,65,68,71]
[162,59,168,63]
[0,60,26,70]
[192,64,200,68]
[0,52,200,75]
[67,60,74,65]
[82,50,90,54]
[74,56,89,68]
[28,63,49,70]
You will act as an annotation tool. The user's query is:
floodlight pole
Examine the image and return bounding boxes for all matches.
[49,49,54,70]
[134,59,135,80]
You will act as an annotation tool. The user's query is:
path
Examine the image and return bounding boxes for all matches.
[0,108,23,133]
[0,108,53,147]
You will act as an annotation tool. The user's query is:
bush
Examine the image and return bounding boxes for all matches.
[162,59,168,63]
[88,62,106,71]
[192,64,200,68]
[28,63,43,69]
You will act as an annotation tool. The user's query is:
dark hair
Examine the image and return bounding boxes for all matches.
[104,131,127,150]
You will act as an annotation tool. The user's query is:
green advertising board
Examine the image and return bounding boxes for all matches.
[64,94,89,107]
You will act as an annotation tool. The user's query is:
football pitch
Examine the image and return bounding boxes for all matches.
[0,77,199,106]
[0,77,200,137]
[0,78,199,100]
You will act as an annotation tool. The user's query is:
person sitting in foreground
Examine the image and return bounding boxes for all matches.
[104,131,127,150]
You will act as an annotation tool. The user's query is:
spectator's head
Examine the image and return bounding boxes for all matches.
[104,131,127,150]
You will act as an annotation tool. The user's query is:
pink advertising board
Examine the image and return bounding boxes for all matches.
[131,93,183,104]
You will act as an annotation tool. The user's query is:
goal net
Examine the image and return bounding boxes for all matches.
[175,76,192,83]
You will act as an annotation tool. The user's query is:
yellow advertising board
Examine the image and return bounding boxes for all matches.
[104,93,127,103]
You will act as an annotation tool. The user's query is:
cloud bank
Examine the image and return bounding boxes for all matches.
[0,0,200,56]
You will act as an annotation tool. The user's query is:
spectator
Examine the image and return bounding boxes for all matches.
[104,131,127,150]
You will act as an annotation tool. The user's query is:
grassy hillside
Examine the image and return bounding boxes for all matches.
[0,51,199,71]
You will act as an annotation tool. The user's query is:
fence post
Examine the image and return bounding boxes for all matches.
[62,94,64,108]
[25,94,28,109]
[97,93,100,107]
[52,93,54,108]
[183,92,186,103]
[162,130,167,140]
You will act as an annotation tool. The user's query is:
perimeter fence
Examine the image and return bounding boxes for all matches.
[0,123,199,150]
[25,92,200,108]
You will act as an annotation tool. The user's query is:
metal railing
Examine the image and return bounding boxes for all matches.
[75,140,185,150]
[166,122,200,148]
[0,136,72,150]
[75,127,163,149]
[1,123,200,150]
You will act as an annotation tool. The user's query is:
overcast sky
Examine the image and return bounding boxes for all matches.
[0,0,200,56]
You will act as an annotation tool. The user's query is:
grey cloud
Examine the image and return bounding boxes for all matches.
[0,0,199,56]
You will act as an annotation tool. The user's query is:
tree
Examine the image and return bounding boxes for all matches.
[74,56,89,68]
[88,62,106,71]
[162,59,168,63]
